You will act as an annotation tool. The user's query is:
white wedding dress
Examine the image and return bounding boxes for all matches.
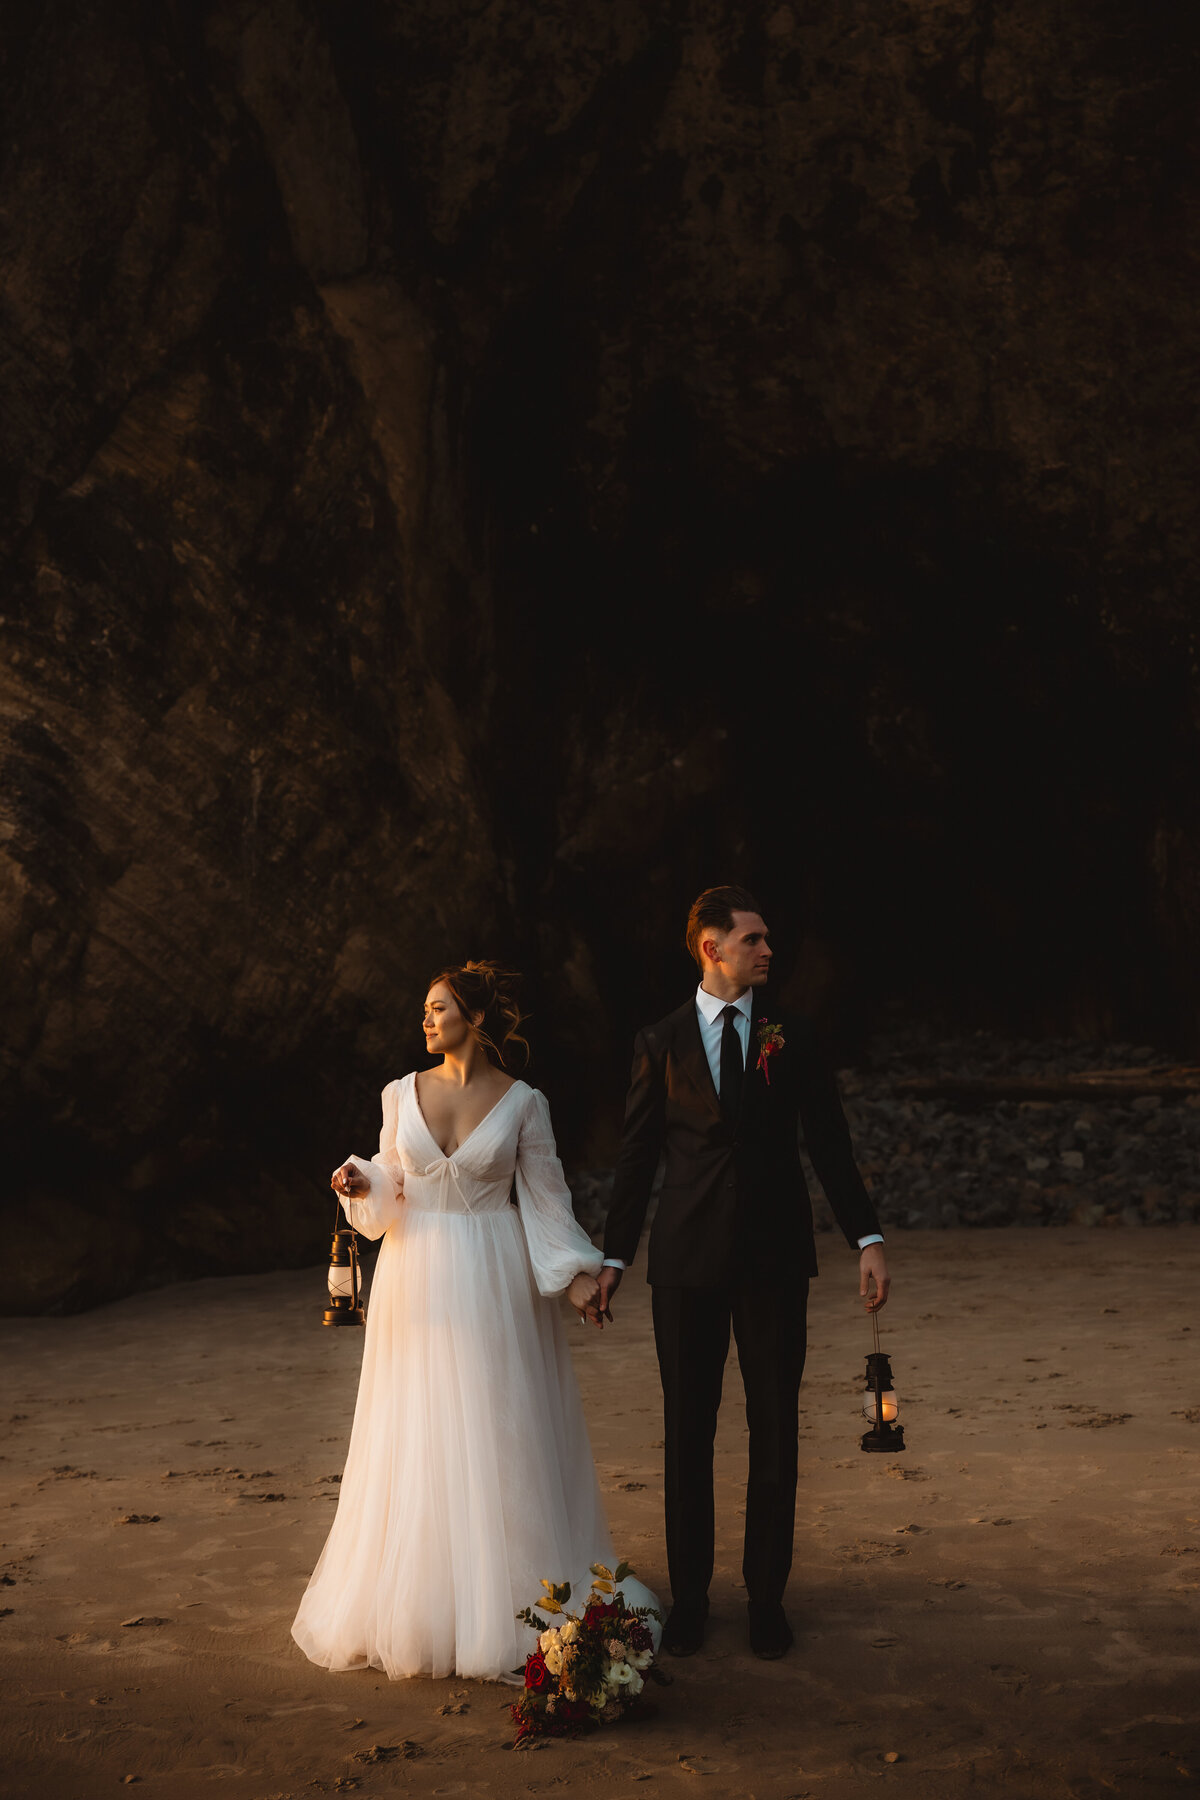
[292,1073,657,1683]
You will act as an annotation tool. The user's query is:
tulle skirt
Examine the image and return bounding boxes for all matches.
[292,1203,637,1682]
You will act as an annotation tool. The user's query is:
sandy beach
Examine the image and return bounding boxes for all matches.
[3,1227,1198,1799]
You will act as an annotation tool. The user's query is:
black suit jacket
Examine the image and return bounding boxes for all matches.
[603,995,880,1287]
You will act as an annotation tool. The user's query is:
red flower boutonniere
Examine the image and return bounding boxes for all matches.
[755,1020,785,1084]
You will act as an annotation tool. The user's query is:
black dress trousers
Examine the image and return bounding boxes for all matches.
[651,1272,810,1613]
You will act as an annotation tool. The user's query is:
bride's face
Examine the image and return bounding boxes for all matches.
[423,981,477,1057]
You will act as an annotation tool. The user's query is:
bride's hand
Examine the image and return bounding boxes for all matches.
[566,1272,600,1322]
[331,1162,369,1198]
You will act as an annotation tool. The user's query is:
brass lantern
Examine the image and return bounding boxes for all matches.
[860,1312,904,1452]
[323,1224,365,1327]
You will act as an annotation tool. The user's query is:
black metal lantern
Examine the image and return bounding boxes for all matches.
[323,1224,365,1327]
[860,1311,904,1452]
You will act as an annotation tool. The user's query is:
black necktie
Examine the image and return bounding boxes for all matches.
[719,1004,744,1122]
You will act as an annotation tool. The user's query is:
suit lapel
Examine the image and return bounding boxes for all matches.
[672,1000,723,1121]
[741,993,772,1128]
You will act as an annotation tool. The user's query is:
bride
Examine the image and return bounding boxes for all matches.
[292,960,657,1683]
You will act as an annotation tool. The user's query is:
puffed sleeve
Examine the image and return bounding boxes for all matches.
[338,1079,407,1241]
[514,1088,603,1298]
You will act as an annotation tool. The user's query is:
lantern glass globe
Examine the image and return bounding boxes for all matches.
[328,1262,355,1301]
[862,1388,899,1423]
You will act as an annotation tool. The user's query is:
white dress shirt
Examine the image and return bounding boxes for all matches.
[694,981,754,1093]
[602,985,883,1268]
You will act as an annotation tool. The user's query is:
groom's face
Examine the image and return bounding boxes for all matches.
[711,911,773,990]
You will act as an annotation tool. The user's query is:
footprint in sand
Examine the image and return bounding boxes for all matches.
[351,1740,423,1763]
[837,1541,909,1562]
[677,1752,724,1775]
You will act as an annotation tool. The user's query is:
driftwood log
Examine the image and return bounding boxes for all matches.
[891,1069,1200,1105]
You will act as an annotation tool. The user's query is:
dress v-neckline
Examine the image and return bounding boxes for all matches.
[409,1073,525,1162]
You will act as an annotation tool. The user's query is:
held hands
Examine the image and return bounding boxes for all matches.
[566,1265,622,1329]
[586,1264,622,1330]
[566,1271,601,1323]
[331,1162,369,1200]
[859,1243,891,1313]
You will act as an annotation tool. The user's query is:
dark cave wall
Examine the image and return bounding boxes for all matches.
[1,0,1198,1310]
[441,0,1200,1123]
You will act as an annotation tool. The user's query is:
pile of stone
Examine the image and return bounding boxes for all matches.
[825,1031,1200,1231]
[569,1032,1200,1234]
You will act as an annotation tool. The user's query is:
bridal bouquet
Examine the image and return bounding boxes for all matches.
[511,1563,664,1742]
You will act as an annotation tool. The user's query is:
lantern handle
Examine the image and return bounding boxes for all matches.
[871,1303,882,1357]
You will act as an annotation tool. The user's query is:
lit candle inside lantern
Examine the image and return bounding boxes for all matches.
[862,1387,899,1423]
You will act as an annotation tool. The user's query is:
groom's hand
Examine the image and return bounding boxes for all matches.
[859,1244,890,1312]
[593,1264,623,1328]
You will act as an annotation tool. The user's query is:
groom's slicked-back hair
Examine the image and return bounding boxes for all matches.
[686,885,762,968]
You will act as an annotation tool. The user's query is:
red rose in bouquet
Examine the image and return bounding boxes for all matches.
[523,1649,551,1692]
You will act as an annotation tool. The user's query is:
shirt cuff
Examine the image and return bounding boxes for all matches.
[857,1234,884,1250]
[602,1258,626,1270]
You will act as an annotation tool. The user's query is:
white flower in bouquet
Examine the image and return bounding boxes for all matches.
[629,1646,654,1670]
[538,1628,564,1676]
[607,1660,640,1691]
[560,1618,581,1644]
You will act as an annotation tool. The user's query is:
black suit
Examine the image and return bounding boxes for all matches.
[604,992,880,1613]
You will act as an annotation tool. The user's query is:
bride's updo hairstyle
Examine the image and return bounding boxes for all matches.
[432,960,531,1072]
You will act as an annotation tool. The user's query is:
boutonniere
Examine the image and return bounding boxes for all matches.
[755,1019,785,1084]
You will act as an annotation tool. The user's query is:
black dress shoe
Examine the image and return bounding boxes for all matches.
[748,1600,793,1660]
[662,1599,708,1657]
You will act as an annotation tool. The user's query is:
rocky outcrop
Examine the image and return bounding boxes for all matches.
[830,1033,1200,1232]
[1,2,1196,1309]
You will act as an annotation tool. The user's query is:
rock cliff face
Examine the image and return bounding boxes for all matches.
[1,2,1196,1309]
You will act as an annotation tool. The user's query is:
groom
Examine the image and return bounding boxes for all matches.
[595,886,889,1659]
